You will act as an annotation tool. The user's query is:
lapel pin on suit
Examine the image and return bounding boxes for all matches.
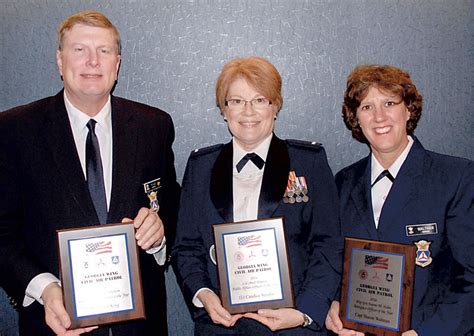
[143,178,161,212]
[283,170,309,203]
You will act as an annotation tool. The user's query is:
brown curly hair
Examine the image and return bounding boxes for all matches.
[342,65,423,144]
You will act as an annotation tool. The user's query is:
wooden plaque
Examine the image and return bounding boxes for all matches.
[57,223,145,328]
[213,217,294,314]
[340,237,416,335]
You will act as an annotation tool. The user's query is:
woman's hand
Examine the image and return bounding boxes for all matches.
[244,308,305,331]
[325,300,364,335]
[197,290,242,327]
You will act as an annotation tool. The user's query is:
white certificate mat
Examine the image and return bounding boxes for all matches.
[223,228,283,305]
[69,234,133,317]
[213,217,294,314]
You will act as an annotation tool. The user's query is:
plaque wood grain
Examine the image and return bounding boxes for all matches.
[340,238,415,336]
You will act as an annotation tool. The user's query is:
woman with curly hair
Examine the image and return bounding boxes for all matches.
[325,65,473,336]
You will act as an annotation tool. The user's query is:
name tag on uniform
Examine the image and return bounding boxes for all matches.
[406,223,438,236]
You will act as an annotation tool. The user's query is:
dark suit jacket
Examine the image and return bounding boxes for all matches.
[335,138,474,336]
[172,135,342,334]
[0,91,180,336]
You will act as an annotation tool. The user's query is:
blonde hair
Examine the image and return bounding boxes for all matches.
[58,10,121,54]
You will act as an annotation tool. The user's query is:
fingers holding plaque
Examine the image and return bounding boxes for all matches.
[213,217,294,315]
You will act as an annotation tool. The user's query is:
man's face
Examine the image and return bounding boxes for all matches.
[56,23,121,111]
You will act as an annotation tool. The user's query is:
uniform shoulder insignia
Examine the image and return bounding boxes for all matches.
[286,139,322,150]
[190,143,224,157]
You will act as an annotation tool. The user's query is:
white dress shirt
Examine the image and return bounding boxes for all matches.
[371,136,414,228]
[65,94,113,208]
[232,134,272,222]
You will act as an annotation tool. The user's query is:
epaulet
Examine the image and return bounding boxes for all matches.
[190,143,224,157]
[285,139,322,150]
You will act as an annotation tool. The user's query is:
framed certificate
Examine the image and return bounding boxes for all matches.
[57,223,145,328]
[213,217,294,314]
[340,238,416,335]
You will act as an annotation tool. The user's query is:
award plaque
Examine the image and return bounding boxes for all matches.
[213,217,294,314]
[57,223,145,328]
[340,238,416,335]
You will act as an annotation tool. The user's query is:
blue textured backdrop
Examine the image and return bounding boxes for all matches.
[1,1,473,335]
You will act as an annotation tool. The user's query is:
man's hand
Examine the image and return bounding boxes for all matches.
[123,207,164,250]
[402,330,418,336]
[325,300,364,335]
[197,290,242,327]
[42,282,97,335]
[244,308,305,331]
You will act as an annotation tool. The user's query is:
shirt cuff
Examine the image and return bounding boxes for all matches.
[304,313,313,326]
[192,288,214,308]
[23,273,60,307]
[146,236,167,265]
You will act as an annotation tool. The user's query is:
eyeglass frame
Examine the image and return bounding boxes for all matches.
[224,97,272,111]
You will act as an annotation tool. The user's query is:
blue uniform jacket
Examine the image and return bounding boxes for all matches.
[172,135,343,334]
[335,137,474,335]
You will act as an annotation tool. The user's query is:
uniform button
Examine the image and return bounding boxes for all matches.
[382,195,387,200]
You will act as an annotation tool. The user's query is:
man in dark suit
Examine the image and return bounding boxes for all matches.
[172,57,342,335]
[325,65,473,336]
[0,11,179,336]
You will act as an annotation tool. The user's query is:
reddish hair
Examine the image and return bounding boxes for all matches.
[216,56,282,114]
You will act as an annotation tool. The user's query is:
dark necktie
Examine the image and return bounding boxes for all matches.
[86,119,107,224]
[236,153,265,173]
[371,169,395,187]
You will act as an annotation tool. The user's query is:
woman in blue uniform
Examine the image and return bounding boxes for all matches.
[172,56,342,335]
[325,65,473,336]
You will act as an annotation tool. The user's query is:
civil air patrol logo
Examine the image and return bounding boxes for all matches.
[414,240,432,267]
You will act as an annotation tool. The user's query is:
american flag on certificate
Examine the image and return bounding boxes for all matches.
[85,241,112,255]
[238,235,262,248]
[365,255,389,269]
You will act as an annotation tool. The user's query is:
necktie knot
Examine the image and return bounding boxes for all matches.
[86,119,97,133]
[372,169,395,187]
[236,153,265,173]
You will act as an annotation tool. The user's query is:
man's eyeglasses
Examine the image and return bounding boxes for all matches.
[225,97,272,111]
